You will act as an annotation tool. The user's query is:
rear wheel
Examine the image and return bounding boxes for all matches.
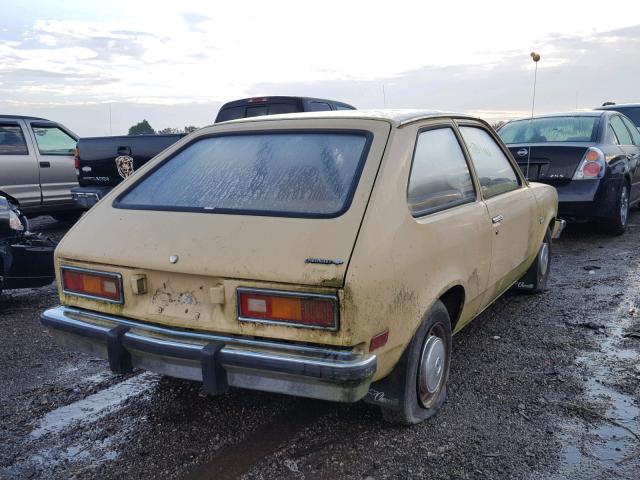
[381,300,452,424]
[598,182,629,236]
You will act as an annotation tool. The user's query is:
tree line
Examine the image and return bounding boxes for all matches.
[128,119,198,135]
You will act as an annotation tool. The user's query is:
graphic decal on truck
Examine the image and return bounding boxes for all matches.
[115,155,135,179]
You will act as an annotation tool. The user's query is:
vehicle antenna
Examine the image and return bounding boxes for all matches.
[382,84,387,108]
[526,52,540,181]
[109,103,113,136]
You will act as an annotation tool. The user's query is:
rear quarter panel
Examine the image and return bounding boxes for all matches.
[344,121,494,380]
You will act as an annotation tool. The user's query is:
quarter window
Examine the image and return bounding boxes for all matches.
[31,125,76,155]
[407,127,475,216]
[610,116,633,145]
[0,124,28,155]
[459,126,519,198]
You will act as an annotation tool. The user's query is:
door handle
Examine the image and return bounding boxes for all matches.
[491,214,504,224]
[39,161,51,168]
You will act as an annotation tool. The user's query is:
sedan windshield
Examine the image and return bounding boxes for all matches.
[498,116,598,144]
[116,132,370,217]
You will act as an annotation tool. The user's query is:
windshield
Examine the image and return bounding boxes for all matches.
[116,131,371,217]
[498,116,598,144]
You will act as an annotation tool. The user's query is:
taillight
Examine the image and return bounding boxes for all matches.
[573,147,605,180]
[237,288,338,330]
[73,146,79,170]
[61,267,123,303]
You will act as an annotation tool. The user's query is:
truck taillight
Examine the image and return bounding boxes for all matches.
[74,147,79,170]
[61,267,123,303]
[238,288,338,330]
[573,147,605,180]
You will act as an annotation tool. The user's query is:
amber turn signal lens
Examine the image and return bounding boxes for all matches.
[585,150,600,162]
[238,289,337,329]
[61,268,123,303]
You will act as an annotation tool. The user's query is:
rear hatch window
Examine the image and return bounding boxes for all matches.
[499,116,598,143]
[116,131,371,218]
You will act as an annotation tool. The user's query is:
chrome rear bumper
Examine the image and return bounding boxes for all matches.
[40,306,376,402]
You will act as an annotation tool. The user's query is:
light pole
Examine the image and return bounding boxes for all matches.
[526,52,541,180]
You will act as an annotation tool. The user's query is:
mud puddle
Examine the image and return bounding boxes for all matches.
[555,282,640,478]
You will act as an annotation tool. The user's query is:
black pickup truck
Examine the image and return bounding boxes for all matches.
[71,134,182,208]
[72,96,356,209]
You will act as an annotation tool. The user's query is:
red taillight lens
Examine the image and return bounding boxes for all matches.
[73,147,79,169]
[61,268,123,303]
[583,161,601,177]
[238,289,337,329]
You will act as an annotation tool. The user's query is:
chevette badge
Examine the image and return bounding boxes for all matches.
[517,148,528,157]
[305,258,344,265]
[115,155,135,179]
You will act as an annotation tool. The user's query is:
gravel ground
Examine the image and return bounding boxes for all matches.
[0,214,638,480]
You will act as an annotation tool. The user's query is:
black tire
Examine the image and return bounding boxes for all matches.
[51,210,83,222]
[380,300,452,425]
[515,227,552,294]
[597,182,629,236]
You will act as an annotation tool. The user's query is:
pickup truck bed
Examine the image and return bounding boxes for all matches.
[72,134,183,208]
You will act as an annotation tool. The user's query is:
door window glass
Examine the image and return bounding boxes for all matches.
[620,116,640,145]
[407,127,476,216]
[31,126,76,155]
[459,126,519,198]
[0,124,28,155]
[610,116,633,145]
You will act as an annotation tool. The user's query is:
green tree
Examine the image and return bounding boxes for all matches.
[157,127,181,134]
[184,125,197,133]
[128,119,156,135]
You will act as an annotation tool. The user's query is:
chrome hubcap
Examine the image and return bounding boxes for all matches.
[418,328,447,407]
[620,186,629,226]
[539,241,549,277]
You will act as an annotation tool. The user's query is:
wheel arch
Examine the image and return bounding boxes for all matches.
[438,284,465,332]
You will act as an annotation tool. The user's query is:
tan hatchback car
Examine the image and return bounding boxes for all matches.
[41,110,563,424]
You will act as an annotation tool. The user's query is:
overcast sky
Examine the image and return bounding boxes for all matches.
[1,0,639,136]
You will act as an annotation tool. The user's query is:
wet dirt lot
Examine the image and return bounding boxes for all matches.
[1,215,639,480]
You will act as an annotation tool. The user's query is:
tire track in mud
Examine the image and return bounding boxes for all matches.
[182,400,332,480]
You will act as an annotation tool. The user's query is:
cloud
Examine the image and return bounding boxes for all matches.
[0,2,639,134]
[181,12,209,32]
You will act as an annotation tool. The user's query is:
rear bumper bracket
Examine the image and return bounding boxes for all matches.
[201,342,228,395]
[106,325,132,374]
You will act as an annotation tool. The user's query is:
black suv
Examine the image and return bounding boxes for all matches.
[596,103,640,131]
[215,96,355,122]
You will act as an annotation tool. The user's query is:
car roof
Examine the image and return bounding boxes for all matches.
[596,103,640,110]
[215,108,483,128]
[219,96,354,108]
[0,114,48,121]
[506,111,607,123]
